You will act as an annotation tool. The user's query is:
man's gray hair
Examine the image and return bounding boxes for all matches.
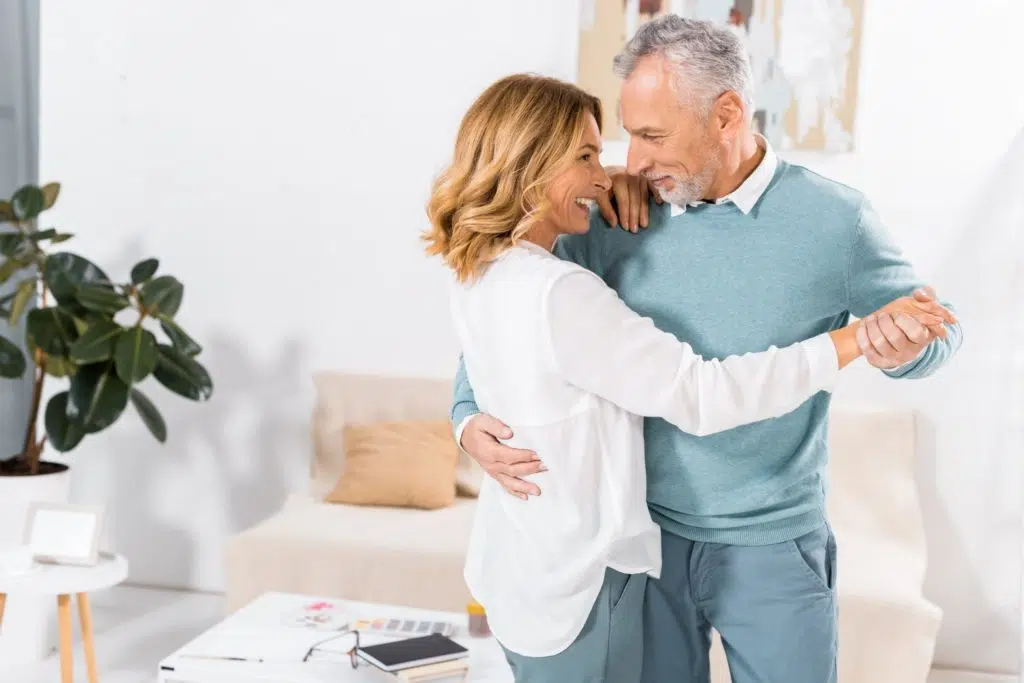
[613,15,753,118]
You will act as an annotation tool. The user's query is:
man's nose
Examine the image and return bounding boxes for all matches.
[625,141,647,176]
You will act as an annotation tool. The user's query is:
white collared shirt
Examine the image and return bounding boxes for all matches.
[450,240,839,656]
[669,134,778,217]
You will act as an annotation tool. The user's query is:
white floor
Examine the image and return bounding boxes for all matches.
[11,584,224,683]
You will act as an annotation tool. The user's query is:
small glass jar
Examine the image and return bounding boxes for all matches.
[466,600,490,637]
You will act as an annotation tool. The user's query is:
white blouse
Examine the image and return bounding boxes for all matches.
[449,240,838,657]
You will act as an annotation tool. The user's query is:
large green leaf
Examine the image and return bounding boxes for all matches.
[44,354,76,378]
[68,362,130,434]
[159,317,202,356]
[8,278,35,324]
[115,327,157,384]
[44,392,85,452]
[130,258,159,284]
[69,319,122,364]
[76,284,130,314]
[0,233,28,257]
[25,307,79,356]
[0,335,26,378]
[130,388,166,443]
[11,186,44,221]
[140,275,183,318]
[40,183,61,211]
[153,344,213,401]
[43,252,111,312]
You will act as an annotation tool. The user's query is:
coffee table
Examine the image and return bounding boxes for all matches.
[157,591,513,682]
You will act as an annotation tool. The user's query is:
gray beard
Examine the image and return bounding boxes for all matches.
[655,164,718,208]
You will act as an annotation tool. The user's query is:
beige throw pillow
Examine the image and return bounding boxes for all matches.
[326,420,459,510]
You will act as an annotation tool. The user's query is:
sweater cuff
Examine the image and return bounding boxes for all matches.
[453,413,477,451]
[800,333,840,393]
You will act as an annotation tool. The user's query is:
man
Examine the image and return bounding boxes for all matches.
[451,16,962,683]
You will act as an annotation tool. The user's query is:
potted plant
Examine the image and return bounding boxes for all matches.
[0,182,212,660]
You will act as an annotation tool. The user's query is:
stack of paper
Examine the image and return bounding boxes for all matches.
[376,658,469,682]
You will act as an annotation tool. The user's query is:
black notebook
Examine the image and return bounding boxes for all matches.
[356,633,469,672]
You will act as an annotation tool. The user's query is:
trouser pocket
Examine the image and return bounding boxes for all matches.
[787,524,836,592]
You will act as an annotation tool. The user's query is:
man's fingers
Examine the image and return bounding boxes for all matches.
[856,324,891,368]
[857,317,898,368]
[485,444,538,467]
[893,313,937,344]
[497,473,540,500]
[876,313,910,353]
[914,286,937,301]
[500,459,547,478]
[864,316,899,357]
[904,313,946,338]
[472,413,513,440]
[596,191,618,229]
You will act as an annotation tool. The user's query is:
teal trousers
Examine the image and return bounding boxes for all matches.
[641,523,839,683]
[501,568,647,683]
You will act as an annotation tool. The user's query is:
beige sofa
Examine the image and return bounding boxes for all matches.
[225,372,943,683]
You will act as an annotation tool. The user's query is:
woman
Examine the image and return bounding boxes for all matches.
[423,74,949,682]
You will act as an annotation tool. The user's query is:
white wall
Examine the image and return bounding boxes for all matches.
[40,0,1021,676]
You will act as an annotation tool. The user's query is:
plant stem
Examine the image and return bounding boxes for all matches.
[22,283,47,475]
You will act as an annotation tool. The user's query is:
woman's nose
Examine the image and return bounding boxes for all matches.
[595,166,612,192]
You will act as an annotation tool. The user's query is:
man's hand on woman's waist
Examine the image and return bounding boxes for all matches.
[460,414,545,500]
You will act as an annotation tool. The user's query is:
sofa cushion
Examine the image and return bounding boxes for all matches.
[311,372,453,500]
[224,494,477,613]
[326,420,459,510]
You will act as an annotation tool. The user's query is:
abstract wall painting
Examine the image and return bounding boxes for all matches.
[577,0,865,152]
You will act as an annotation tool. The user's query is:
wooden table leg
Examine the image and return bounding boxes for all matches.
[57,593,74,683]
[0,593,6,632]
[77,593,99,683]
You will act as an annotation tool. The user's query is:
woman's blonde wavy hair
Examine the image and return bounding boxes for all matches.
[423,74,602,282]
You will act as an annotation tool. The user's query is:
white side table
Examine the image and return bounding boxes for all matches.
[0,552,128,683]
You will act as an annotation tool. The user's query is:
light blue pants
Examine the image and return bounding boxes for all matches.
[641,523,838,683]
[502,568,648,683]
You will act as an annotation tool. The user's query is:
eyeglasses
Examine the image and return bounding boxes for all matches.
[302,628,362,668]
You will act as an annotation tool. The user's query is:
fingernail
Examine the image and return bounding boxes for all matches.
[539,465,549,472]
[502,429,512,438]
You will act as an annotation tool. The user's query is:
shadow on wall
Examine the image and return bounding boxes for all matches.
[70,331,314,590]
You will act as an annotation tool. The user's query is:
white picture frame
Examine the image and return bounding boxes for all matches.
[22,502,105,566]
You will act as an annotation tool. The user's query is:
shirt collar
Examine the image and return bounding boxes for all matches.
[669,134,777,217]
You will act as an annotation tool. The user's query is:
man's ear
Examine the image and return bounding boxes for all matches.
[714,91,745,135]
